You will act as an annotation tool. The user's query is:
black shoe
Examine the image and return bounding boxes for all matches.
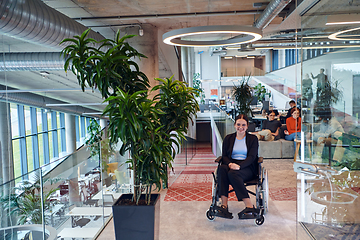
[215,205,233,219]
[238,206,260,219]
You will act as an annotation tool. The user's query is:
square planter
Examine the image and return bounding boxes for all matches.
[112,193,160,240]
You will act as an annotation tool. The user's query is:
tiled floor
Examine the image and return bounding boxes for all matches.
[96,142,301,240]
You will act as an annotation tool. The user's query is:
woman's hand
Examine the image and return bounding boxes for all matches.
[284,130,289,135]
[229,163,240,170]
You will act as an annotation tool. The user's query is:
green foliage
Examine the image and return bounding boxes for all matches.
[152,76,200,137]
[232,75,253,117]
[62,30,199,205]
[253,83,271,103]
[0,180,57,225]
[103,88,177,204]
[192,73,205,104]
[85,119,114,172]
[314,78,343,115]
[61,29,149,98]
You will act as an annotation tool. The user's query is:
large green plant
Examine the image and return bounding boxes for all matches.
[61,30,199,205]
[232,75,253,117]
[61,29,149,98]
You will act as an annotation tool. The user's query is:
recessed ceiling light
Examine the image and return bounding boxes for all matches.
[224,56,233,59]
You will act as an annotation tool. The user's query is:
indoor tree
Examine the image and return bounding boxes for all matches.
[61,30,199,205]
[232,75,253,117]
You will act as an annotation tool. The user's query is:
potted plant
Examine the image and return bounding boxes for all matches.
[253,83,271,104]
[61,30,199,240]
[232,75,253,117]
[0,179,57,225]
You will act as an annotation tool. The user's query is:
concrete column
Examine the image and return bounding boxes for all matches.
[0,102,14,184]
[100,119,108,138]
[0,102,13,184]
[181,47,187,82]
[279,49,286,69]
[65,113,76,154]
[122,25,159,98]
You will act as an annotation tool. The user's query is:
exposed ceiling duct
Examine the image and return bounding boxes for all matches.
[254,0,292,30]
[0,0,104,50]
[0,52,65,71]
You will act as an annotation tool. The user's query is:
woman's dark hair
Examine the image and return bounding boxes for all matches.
[268,110,276,116]
[290,107,300,115]
[234,114,249,125]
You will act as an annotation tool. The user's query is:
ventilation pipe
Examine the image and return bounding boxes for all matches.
[0,0,104,50]
[0,52,65,71]
[254,0,292,30]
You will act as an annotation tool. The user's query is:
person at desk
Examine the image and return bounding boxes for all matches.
[251,110,282,141]
[280,99,297,124]
[284,108,301,151]
[216,114,259,219]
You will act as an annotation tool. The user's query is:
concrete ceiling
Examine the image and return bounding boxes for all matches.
[1,0,360,117]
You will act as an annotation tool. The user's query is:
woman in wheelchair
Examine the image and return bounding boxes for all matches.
[216,114,260,219]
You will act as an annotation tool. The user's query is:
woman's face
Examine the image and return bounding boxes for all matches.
[268,112,275,120]
[234,118,248,135]
[292,110,300,119]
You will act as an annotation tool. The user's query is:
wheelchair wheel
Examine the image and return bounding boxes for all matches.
[263,169,269,214]
[206,209,216,221]
[255,216,265,225]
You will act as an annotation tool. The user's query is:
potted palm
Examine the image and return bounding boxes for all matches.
[61,30,199,240]
[232,75,253,117]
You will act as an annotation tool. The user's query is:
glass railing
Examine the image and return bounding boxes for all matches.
[168,137,196,187]
[0,138,131,239]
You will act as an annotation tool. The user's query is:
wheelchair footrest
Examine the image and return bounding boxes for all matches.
[238,207,261,219]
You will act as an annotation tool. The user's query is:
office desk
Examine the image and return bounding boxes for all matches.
[252,115,267,130]
[58,227,100,239]
[67,207,112,216]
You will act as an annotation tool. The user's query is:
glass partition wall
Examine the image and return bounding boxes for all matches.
[0,139,131,239]
[298,6,360,239]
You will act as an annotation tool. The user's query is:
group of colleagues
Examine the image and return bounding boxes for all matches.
[251,100,301,145]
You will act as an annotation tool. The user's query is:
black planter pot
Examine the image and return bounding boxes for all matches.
[112,193,160,240]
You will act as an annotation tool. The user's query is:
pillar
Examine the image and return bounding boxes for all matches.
[65,113,76,154]
[0,102,14,184]
[100,119,108,138]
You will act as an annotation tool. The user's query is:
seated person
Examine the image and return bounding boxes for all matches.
[251,110,282,141]
[280,100,301,124]
[284,108,301,151]
[216,114,259,219]
[308,108,344,161]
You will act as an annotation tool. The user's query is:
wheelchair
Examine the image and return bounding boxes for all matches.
[206,156,269,225]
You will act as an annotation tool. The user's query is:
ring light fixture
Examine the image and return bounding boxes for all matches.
[162,25,262,47]
[328,26,360,41]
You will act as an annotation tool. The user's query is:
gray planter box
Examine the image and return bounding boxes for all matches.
[112,193,160,240]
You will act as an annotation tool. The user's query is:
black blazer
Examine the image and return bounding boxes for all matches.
[221,132,259,174]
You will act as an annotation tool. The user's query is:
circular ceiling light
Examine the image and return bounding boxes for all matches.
[328,26,360,41]
[163,25,262,47]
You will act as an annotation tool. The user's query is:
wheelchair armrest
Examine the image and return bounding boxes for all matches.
[215,156,222,163]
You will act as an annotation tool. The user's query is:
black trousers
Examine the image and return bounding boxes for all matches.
[217,163,256,201]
